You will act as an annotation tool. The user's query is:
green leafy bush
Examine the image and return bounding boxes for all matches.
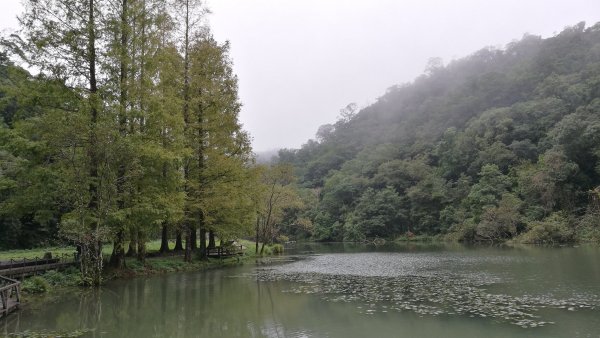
[42,268,81,286]
[342,218,366,242]
[575,211,600,242]
[261,246,273,255]
[446,219,477,242]
[276,235,289,243]
[271,244,284,254]
[517,212,574,244]
[22,276,49,294]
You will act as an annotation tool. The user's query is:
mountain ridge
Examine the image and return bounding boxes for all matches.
[275,21,600,243]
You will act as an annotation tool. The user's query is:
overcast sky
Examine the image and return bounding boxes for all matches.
[2,1,600,151]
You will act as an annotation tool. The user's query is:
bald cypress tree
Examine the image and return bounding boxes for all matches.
[170,0,207,262]
[8,0,254,272]
[187,33,254,257]
[16,0,108,285]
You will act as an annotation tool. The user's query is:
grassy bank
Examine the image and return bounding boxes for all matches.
[21,267,82,294]
[107,239,262,279]
[4,239,283,294]
[0,239,270,262]
[0,247,78,261]
[18,255,252,294]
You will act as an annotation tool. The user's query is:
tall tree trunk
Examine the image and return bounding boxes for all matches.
[109,230,126,268]
[174,230,183,251]
[87,0,99,212]
[260,242,266,256]
[159,224,170,253]
[199,228,207,259]
[208,230,215,249]
[86,0,102,285]
[137,231,146,263]
[87,0,99,213]
[255,216,260,254]
[111,0,129,270]
[127,229,137,257]
[184,221,192,262]
[181,0,192,264]
[190,227,197,251]
[138,0,147,129]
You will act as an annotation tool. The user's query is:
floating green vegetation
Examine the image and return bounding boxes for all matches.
[6,329,92,338]
[250,254,599,329]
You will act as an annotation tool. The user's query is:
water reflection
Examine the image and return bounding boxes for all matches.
[3,267,318,337]
[2,244,600,338]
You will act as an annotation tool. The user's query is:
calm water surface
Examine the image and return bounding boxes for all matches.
[2,243,600,337]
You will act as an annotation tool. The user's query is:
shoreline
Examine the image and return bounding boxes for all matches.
[7,242,282,297]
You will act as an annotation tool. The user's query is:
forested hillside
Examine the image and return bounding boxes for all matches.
[277,22,600,243]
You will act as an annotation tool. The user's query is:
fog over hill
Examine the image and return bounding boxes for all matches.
[274,22,600,243]
[255,149,279,164]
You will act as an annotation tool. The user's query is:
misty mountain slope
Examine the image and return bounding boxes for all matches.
[276,22,600,242]
[282,22,600,185]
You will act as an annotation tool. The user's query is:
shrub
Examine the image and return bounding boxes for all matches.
[342,218,366,242]
[517,212,574,244]
[261,246,273,255]
[446,219,477,242]
[42,268,81,286]
[22,276,49,294]
[276,235,289,243]
[272,244,284,254]
[475,194,522,241]
[575,211,600,242]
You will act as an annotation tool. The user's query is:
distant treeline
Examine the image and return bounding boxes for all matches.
[276,22,600,244]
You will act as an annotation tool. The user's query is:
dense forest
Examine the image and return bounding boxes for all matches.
[0,0,306,285]
[276,22,600,244]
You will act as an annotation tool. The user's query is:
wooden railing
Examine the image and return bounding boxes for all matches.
[0,253,77,278]
[206,245,245,258]
[0,275,20,318]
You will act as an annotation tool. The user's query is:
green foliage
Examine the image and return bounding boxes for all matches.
[446,219,478,242]
[263,246,274,255]
[350,187,403,238]
[185,34,254,242]
[41,268,82,286]
[21,267,84,293]
[342,217,366,242]
[276,22,600,244]
[271,244,284,254]
[3,6,600,257]
[21,276,49,294]
[466,164,512,217]
[276,235,290,243]
[475,193,522,241]
[516,212,574,244]
[255,164,304,253]
[311,212,340,241]
[575,215,600,243]
[575,197,600,242]
[0,1,256,283]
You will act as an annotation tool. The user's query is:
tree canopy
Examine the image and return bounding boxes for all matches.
[0,0,256,284]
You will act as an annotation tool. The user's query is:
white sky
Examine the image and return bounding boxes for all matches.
[2,1,600,151]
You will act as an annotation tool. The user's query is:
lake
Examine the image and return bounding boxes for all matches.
[2,243,600,337]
